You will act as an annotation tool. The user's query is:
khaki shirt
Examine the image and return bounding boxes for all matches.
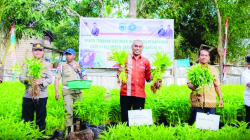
[0,64,3,82]
[55,61,87,88]
[20,59,53,98]
[188,65,220,108]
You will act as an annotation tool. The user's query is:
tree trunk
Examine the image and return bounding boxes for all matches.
[214,0,224,83]
[129,0,137,18]
[98,0,104,18]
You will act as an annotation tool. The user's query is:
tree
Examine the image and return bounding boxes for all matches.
[129,0,136,18]
[0,0,99,63]
[214,0,224,81]
[0,0,78,61]
[1,0,47,63]
[2,0,250,80]
[51,0,102,58]
[131,0,250,82]
[97,0,128,18]
[52,0,130,57]
[52,20,79,57]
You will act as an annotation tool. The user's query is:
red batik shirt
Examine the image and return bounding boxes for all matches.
[118,54,152,98]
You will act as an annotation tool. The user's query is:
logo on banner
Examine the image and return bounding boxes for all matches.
[128,23,136,31]
[119,22,126,31]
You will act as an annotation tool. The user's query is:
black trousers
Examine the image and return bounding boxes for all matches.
[22,97,48,132]
[120,95,145,124]
[246,105,250,128]
[189,107,215,126]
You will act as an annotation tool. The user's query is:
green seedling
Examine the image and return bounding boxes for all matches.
[186,63,214,92]
[108,49,129,83]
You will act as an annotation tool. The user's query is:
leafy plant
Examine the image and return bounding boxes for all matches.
[25,57,45,81]
[0,82,247,138]
[74,86,110,125]
[151,52,172,82]
[99,123,250,140]
[108,49,129,83]
[186,63,214,90]
[151,52,172,93]
[24,57,45,99]
[0,82,65,137]
[0,116,44,139]
[11,61,22,77]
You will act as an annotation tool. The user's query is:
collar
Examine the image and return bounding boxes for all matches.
[33,58,44,62]
[200,62,208,65]
[200,63,210,68]
[131,54,142,60]
[67,61,75,66]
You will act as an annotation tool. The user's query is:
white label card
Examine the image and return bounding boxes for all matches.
[196,112,220,131]
[128,109,153,126]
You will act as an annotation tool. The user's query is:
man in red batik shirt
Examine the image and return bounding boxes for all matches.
[117,39,160,124]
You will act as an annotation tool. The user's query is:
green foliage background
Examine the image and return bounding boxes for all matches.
[0,81,248,139]
[0,82,64,138]
[1,0,250,63]
[75,84,246,125]
[100,123,250,140]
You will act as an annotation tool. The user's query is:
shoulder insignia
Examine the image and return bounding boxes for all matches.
[74,62,81,70]
[76,65,81,70]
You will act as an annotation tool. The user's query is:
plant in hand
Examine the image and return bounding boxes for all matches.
[108,49,129,83]
[151,52,172,93]
[25,57,45,99]
[186,63,214,93]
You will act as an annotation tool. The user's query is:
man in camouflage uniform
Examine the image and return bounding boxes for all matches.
[20,43,53,133]
[0,61,3,84]
[54,48,87,134]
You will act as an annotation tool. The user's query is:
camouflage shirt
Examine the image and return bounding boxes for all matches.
[55,61,87,87]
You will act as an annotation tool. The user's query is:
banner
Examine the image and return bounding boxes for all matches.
[79,18,174,68]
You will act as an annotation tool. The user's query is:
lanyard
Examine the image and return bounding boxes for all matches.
[67,63,82,79]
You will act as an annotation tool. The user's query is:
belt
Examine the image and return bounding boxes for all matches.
[62,86,81,93]
[62,86,82,95]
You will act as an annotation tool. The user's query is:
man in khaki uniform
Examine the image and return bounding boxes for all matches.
[20,43,53,133]
[0,61,3,83]
[187,49,224,125]
[54,48,87,134]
